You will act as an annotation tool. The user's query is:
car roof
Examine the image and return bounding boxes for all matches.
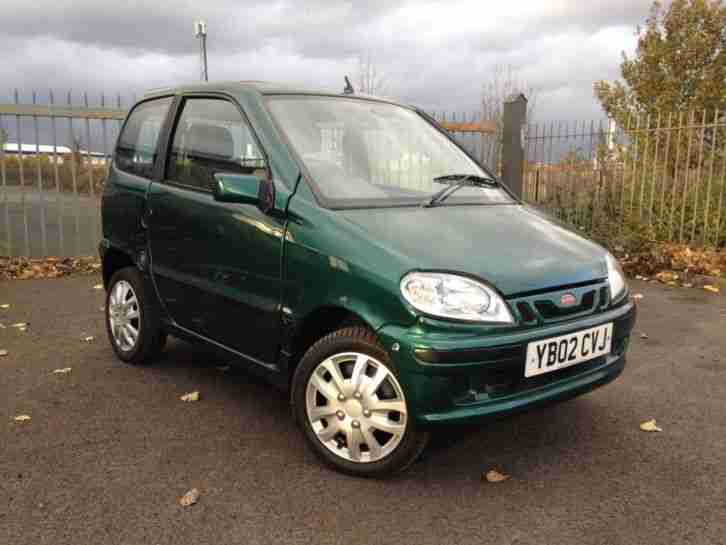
[141,80,405,106]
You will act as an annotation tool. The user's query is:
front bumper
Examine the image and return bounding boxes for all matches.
[377,299,636,427]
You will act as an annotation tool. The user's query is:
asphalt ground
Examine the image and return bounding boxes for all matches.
[1,275,724,545]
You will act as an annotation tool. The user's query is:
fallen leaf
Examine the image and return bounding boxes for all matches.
[640,419,663,432]
[99,306,105,312]
[682,283,693,288]
[180,391,200,402]
[640,333,649,339]
[52,367,72,374]
[179,488,200,507]
[93,284,103,290]
[13,415,31,422]
[0,257,101,281]
[0,323,5,328]
[215,365,231,372]
[0,349,8,357]
[0,303,9,309]
[484,469,510,483]
[655,271,679,283]
[632,293,644,300]
[10,322,28,328]
[81,336,95,342]
[703,285,720,293]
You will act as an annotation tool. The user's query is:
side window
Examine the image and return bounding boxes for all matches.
[115,97,172,178]
[166,98,267,191]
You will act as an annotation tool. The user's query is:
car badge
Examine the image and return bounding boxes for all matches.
[560,293,577,306]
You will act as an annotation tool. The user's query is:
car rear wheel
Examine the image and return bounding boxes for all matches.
[292,326,428,477]
[105,267,166,365]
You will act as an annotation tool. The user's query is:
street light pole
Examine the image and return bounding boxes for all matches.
[194,20,208,81]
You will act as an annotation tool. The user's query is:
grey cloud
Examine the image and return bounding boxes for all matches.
[4,0,646,58]
[2,0,407,56]
[0,0,652,124]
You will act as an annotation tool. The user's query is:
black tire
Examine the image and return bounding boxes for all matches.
[105,266,166,365]
[291,326,429,478]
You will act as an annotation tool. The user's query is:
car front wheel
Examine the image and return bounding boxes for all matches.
[292,326,428,477]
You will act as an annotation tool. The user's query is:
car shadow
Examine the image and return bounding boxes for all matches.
[148,337,292,415]
[407,396,616,483]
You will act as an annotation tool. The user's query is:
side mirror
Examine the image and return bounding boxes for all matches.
[213,173,275,213]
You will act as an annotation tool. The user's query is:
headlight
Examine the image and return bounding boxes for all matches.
[606,253,627,302]
[400,272,513,323]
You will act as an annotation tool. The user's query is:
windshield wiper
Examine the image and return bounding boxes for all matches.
[422,174,498,208]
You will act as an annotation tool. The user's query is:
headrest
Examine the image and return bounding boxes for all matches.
[341,128,370,178]
[185,123,234,160]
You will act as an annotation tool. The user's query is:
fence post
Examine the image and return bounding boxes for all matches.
[501,93,527,198]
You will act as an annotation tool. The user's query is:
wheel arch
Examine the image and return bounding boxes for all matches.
[287,305,374,382]
[102,245,135,288]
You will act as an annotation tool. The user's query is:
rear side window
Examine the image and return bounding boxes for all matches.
[166,98,267,191]
[115,97,172,178]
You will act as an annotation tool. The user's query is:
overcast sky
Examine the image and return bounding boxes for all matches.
[0,0,653,122]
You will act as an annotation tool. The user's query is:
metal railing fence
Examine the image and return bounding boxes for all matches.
[523,111,726,248]
[0,90,128,258]
[432,112,500,172]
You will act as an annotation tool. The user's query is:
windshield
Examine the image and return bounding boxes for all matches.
[266,96,515,208]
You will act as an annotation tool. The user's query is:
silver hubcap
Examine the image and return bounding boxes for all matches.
[108,280,141,352]
[305,352,408,463]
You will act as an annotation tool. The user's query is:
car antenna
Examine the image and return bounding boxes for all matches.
[343,76,355,95]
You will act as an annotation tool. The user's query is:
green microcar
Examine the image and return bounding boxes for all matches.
[100,81,636,477]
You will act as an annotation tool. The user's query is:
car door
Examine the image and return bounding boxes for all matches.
[147,95,284,364]
[103,96,173,259]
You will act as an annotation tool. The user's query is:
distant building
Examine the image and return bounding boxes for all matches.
[1,143,107,165]
[2,143,72,164]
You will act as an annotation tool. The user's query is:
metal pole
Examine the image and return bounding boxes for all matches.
[501,93,527,199]
[202,34,208,81]
[195,20,209,82]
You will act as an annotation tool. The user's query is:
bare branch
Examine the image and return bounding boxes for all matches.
[481,64,539,129]
[480,65,540,168]
[356,52,390,97]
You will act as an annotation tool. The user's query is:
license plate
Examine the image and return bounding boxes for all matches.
[525,323,613,378]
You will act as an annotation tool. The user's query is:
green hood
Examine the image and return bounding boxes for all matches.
[338,204,608,297]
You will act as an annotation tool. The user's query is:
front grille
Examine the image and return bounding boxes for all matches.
[510,281,609,326]
[598,286,610,309]
[534,289,596,319]
[517,302,538,324]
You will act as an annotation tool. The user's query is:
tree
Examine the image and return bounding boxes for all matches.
[594,1,726,246]
[481,65,538,126]
[356,53,390,97]
[480,65,539,167]
[594,0,726,123]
